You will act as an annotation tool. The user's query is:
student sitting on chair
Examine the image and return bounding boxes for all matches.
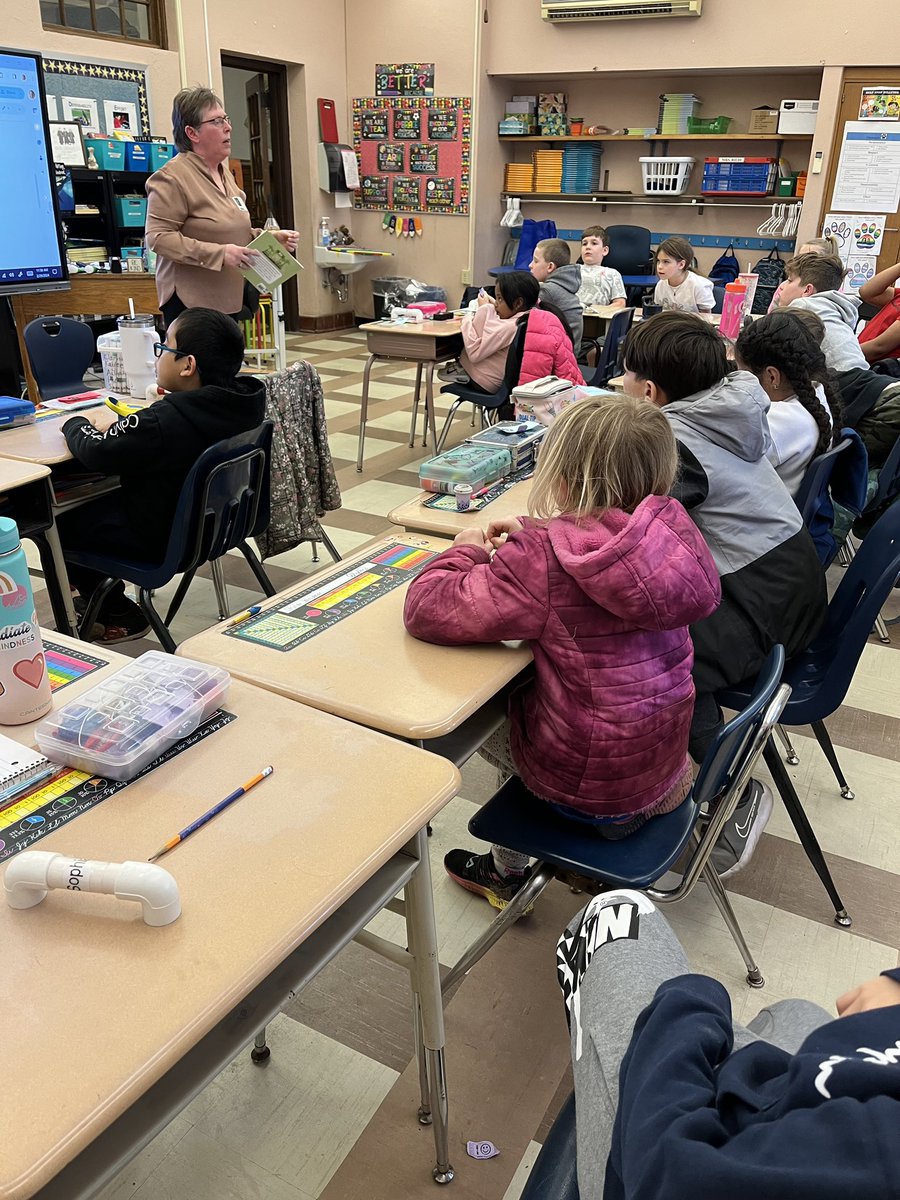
[623,312,827,854]
[735,309,842,496]
[653,236,715,314]
[437,273,540,390]
[577,225,627,309]
[560,892,900,1200]
[404,395,721,909]
[530,237,584,347]
[858,256,900,367]
[767,235,839,312]
[58,307,266,644]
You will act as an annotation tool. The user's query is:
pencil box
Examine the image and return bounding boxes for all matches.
[466,421,545,472]
[0,397,36,429]
[35,652,230,781]
[418,444,512,494]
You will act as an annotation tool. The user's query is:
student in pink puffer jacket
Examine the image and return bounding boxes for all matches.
[518,302,584,387]
[404,394,721,910]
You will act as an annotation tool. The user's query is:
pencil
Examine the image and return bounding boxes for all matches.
[229,604,262,627]
[147,766,274,862]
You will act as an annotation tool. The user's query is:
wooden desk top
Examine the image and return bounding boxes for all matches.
[583,303,630,320]
[0,459,52,489]
[178,534,532,740]
[0,398,146,466]
[389,478,534,539]
[360,318,463,337]
[0,666,459,1199]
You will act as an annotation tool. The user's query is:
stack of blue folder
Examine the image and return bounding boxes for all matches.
[561,143,603,194]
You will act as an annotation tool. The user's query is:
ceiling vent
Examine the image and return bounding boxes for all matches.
[542,0,702,23]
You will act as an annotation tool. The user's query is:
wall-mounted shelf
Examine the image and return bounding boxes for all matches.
[498,133,814,143]
[501,191,803,212]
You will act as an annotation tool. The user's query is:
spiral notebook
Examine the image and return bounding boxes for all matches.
[0,735,55,809]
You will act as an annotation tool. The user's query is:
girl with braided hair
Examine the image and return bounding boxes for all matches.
[736,310,842,495]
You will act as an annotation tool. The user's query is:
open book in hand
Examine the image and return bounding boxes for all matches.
[239,231,303,294]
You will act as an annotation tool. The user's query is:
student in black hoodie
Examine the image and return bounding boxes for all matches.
[59,307,266,643]
[558,892,900,1200]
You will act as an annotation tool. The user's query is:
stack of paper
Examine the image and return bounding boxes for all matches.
[533,149,564,193]
[561,143,603,193]
[504,162,536,192]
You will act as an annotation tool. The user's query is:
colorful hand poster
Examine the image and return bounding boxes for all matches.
[361,110,389,139]
[375,63,434,97]
[377,142,405,172]
[425,177,455,208]
[392,176,421,208]
[393,108,421,140]
[409,143,439,173]
[361,175,389,206]
[843,256,879,297]
[428,108,458,140]
[859,88,900,120]
[823,213,887,261]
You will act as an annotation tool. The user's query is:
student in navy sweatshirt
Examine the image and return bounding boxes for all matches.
[558,892,900,1200]
[58,307,266,643]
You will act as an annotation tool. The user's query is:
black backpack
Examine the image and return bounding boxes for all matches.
[751,247,785,314]
[708,242,740,286]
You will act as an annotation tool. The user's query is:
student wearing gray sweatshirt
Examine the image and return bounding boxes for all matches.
[530,237,584,349]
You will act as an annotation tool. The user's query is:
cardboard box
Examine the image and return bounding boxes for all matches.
[748,107,779,135]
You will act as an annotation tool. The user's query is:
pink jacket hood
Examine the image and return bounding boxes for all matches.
[546,496,718,630]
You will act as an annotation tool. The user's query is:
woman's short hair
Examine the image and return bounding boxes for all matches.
[172,87,223,153]
[170,307,244,385]
[623,311,727,402]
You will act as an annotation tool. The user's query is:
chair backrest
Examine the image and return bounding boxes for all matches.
[711,284,726,314]
[502,314,531,393]
[585,307,636,387]
[794,435,852,525]
[159,421,273,577]
[867,431,900,514]
[23,317,95,400]
[603,225,652,275]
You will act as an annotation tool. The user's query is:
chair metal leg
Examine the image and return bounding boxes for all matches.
[79,576,120,642]
[701,863,764,987]
[470,403,477,426]
[238,542,278,596]
[763,740,851,926]
[250,1027,270,1064]
[810,720,855,799]
[137,587,177,653]
[313,526,342,563]
[310,541,319,562]
[408,363,424,447]
[423,364,439,453]
[435,399,463,455]
[163,568,198,625]
[775,723,800,765]
[441,865,554,995]
[874,612,891,643]
[356,352,377,471]
[210,558,229,621]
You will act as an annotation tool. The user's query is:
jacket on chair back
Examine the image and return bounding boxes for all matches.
[518,307,584,389]
[403,496,721,817]
[62,377,266,559]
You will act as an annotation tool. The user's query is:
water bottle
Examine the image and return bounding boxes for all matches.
[0,517,52,725]
[264,215,280,232]
[318,217,331,247]
[718,281,747,341]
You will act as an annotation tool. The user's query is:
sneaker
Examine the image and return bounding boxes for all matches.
[437,361,470,384]
[444,848,531,911]
[711,780,774,880]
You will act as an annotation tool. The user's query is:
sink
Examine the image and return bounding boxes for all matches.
[313,246,391,275]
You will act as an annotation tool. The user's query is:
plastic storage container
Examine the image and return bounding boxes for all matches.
[0,397,37,429]
[84,138,125,170]
[466,422,545,472]
[686,116,732,134]
[114,196,148,226]
[418,444,512,495]
[36,652,231,782]
[702,157,777,195]
[639,157,695,195]
[125,141,149,171]
[148,143,175,170]
[96,331,129,393]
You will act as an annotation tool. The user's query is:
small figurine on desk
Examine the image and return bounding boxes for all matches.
[86,146,99,170]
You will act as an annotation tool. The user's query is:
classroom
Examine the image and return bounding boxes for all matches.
[0,1,899,1198]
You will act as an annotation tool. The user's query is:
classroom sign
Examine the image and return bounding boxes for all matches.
[375,63,434,97]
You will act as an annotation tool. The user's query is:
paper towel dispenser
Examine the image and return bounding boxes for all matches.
[318,143,358,193]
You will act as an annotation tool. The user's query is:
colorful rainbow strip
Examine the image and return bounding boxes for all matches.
[45,647,100,692]
[371,545,434,570]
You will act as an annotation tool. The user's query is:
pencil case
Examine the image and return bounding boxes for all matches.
[466,421,545,472]
[35,652,230,781]
[418,444,512,495]
[0,397,36,429]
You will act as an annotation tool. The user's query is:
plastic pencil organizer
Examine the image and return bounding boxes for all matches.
[639,157,695,195]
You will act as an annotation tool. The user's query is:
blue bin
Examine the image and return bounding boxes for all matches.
[148,143,175,170]
[125,141,150,171]
[85,138,125,170]
[115,196,148,226]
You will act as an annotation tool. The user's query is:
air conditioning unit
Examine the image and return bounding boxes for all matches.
[542,0,702,22]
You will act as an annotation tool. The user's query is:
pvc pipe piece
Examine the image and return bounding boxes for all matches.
[4,851,181,927]
[389,307,425,323]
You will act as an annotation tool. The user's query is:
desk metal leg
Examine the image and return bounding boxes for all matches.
[408,363,424,447]
[423,365,439,455]
[356,353,377,472]
[404,827,453,1184]
[44,521,80,637]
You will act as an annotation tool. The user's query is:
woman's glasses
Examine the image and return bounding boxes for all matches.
[195,114,231,129]
[153,342,188,360]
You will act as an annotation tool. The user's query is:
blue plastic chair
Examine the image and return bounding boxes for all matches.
[441,648,790,994]
[24,317,95,400]
[580,307,635,387]
[69,423,277,653]
[793,433,866,567]
[520,1091,579,1200]
[711,284,726,314]
[435,317,528,452]
[721,500,900,854]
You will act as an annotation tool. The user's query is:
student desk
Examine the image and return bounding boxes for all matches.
[0,637,461,1196]
[177,533,533,761]
[388,477,534,539]
[356,319,464,472]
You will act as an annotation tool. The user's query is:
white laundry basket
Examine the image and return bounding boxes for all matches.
[639,156,695,195]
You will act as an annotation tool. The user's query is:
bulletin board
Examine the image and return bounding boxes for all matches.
[352,96,471,216]
[41,56,151,139]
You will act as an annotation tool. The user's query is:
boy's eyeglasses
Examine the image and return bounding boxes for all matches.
[153,342,189,360]
[194,114,231,128]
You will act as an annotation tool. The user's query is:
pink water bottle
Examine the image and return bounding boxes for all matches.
[718,281,747,340]
[0,517,51,725]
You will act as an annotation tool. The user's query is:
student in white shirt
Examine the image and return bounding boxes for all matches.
[653,236,715,314]
[735,309,842,496]
[577,225,627,308]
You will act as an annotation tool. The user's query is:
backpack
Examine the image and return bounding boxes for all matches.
[751,247,785,314]
[708,242,740,286]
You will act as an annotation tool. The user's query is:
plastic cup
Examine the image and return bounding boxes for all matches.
[454,484,473,512]
[738,273,759,315]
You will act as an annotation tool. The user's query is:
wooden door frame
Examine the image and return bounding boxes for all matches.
[221,53,299,332]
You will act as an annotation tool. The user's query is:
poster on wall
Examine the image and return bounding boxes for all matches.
[375,63,434,97]
[858,88,900,120]
[425,177,455,209]
[102,99,138,135]
[361,110,389,140]
[62,95,100,134]
[409,143,439,173]
[361,175,390,206]
[393,108,421,140]
[842,257,879,297]
[48,121,86,167]
[377,142,405,172]
[831,122,900,213]
[823,212,888,262]
[392,177,421,208]
[428,108,458,141]
[44,57,150,139]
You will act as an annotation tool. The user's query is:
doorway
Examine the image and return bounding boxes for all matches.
[221,54,300,331]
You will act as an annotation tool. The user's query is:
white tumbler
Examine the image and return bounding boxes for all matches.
[117,314,157,399]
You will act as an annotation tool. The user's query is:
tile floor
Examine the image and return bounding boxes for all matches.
[29,328,900,1199]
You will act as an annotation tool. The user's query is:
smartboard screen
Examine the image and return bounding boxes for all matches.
[0,47,68,295]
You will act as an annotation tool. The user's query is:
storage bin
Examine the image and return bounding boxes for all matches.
[36,652,231,782]
[96,331,129,393]
[84,138,125,170]
[125,141,149,171]
[778,100,818,135]
[148,143,175,170]
[686,116,732,134]
[702,157,776,196]
[114,195,148,226]
[639,156,695,195]
[418,444,512,495]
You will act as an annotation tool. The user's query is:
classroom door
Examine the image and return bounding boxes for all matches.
[245,73,273,228]
[822,70,900,273]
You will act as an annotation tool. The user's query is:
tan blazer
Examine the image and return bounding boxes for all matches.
[145,151,259,314]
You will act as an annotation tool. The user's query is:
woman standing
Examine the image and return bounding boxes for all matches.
[146,86,299,326]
